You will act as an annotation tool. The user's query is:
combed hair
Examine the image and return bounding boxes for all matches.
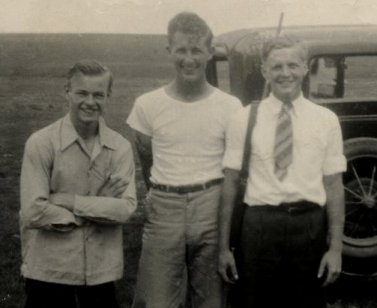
[167,12,213,47]
[66,59,113,95]
[261,35,308,63]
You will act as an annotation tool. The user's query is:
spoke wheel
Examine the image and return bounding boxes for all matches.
[342,138,377,277]
[344,171,377,249]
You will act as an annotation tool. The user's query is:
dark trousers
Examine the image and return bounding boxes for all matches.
[233,202,328,308]
[24,279,119,308]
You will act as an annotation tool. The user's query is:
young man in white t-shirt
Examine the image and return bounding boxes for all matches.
[127,12,241,308]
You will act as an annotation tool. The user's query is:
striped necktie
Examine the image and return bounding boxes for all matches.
[274,102,293,181]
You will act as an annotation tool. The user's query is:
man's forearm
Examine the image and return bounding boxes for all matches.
[134,133,153,190]
[219,168,241,251]
[324,173,345,252]
[138,151,153,190]
[50,193,75,211]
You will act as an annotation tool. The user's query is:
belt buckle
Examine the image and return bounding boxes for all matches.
[287,206,298,214]
[176,186,185,194]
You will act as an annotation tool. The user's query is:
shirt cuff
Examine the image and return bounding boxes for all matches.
[126,119,152,137]
[323,154,347,175]
[49,223,77,232]
[222,149,243,170]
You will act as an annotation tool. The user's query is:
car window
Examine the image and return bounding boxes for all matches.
[308,55,377,101]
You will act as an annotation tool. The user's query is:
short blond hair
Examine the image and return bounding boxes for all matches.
[261,35,308,63]
[66,59,113,95]
[167,12,213,48]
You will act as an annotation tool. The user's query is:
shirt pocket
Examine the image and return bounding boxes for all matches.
[251,135,274,163]
[295,130,327,167]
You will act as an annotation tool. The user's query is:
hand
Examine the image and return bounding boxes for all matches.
[50,193,75,211]
[317,249,342,286]
[97,176,128,198]
[218,249,239,284]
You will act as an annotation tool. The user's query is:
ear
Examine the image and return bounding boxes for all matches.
[207,45,215,61]
[64,84,70,99]
[166,44,171,55]
[261,63,268,81]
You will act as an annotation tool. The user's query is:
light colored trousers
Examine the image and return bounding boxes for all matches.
[132,185,223,308]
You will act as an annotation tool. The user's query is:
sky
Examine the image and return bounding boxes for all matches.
[1,0,377,35]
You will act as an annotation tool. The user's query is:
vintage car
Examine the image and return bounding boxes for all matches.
[206,25,377,278]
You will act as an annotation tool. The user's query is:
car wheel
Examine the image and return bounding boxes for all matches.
[342,138,377,277]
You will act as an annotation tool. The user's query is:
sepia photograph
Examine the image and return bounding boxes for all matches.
[2,0,377,307]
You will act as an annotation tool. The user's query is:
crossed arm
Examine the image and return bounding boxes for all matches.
[20,135,137,232]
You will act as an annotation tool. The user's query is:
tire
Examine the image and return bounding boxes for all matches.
[342,138,377,266]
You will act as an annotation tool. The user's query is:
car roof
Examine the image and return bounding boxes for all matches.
[215,25,377,57]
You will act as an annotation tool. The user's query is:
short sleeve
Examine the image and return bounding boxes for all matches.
[126,97,153,136]
[322,113,347,175]
[222,106,249,170]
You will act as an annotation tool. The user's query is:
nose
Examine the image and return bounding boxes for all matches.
[281,65,291,76]
[182,51,195,63]
[85,94,95,105]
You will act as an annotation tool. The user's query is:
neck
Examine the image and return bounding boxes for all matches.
[275,92,301,105]
[70,115,98,140]
[169,78,212,102]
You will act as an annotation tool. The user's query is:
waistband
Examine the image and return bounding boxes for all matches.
[246,201,322,215]
[150,178,223,194]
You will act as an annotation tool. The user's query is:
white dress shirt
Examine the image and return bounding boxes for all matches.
[223,93,347,206]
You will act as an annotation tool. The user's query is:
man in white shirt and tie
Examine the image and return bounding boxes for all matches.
[218,35,346,308]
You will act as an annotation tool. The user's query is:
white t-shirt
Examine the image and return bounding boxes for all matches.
[223,93,347,206]
[127,87,242,185]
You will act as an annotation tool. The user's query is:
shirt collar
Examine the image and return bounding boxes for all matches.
[265,92,304,116]
[60,114,117,151]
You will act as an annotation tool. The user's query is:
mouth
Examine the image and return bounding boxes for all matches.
[182,68,197,75]
[80,108,99,116]
[180,64,199,74]
[278,80,295,87]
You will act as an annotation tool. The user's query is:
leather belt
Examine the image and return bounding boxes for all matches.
[150,178,223,194]
[278,201,321,214]
[249,201,322,215]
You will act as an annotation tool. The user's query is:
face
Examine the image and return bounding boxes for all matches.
[262,46,308,103]
[66,72,110,127]
[168,31,213,85]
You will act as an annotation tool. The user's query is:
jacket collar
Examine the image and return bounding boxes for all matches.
[60,114,117,151]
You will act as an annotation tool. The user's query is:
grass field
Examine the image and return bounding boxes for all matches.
[1,33,377,308]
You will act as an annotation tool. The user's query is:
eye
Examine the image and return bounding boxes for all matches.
[175,48,186,55]
[272,64,282,72]
[192,48,203,55]
[94,93,105,99]
[75,91,88,97]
